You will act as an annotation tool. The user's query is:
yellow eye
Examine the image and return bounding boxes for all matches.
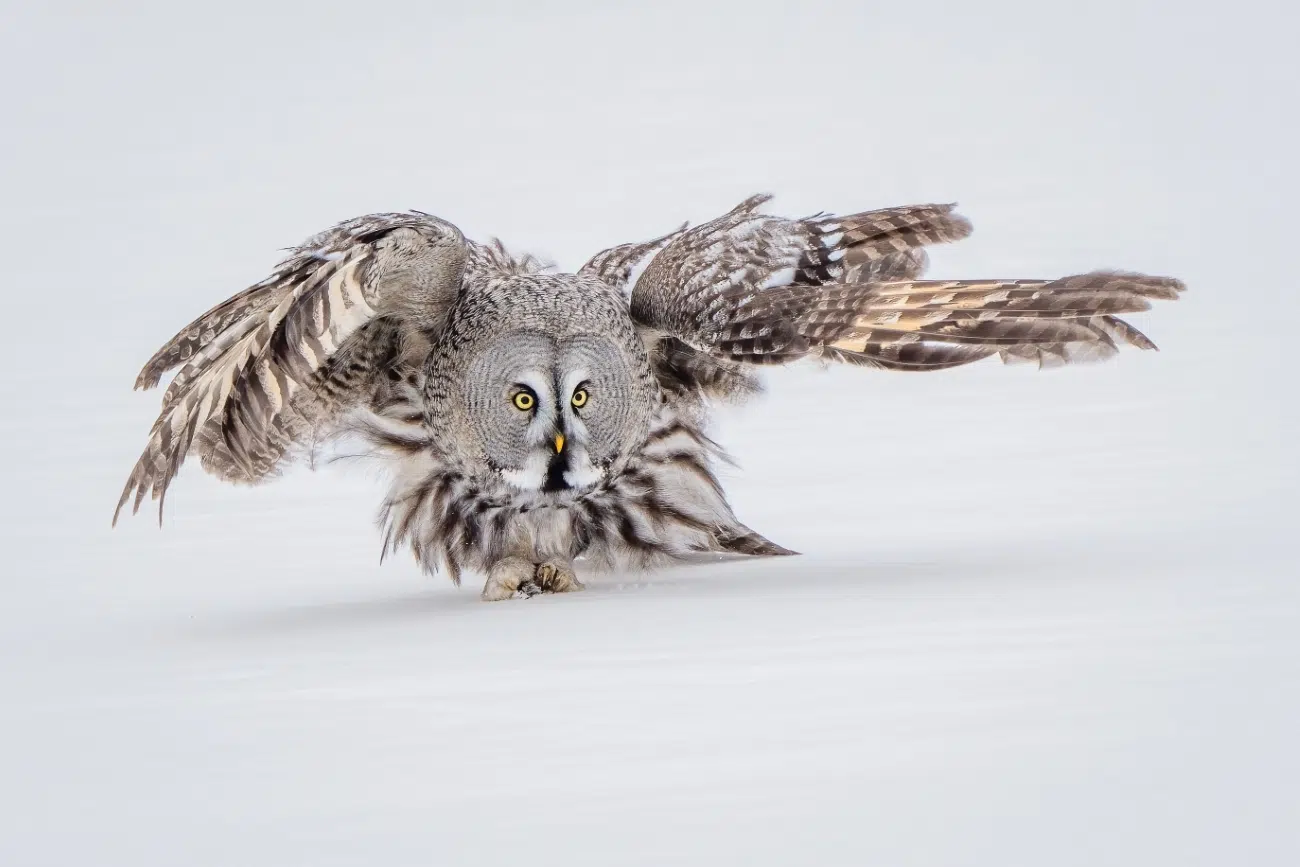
[512,391,535,411]
[571,388,589,409]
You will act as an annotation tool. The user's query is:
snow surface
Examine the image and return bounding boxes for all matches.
[2,1,1298,864]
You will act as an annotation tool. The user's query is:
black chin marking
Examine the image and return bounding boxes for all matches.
[543,452,570,492]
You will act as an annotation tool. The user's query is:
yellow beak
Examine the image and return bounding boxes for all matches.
[554,434,565,454]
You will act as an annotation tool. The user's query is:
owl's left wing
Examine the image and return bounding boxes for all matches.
[623,194,1184,373]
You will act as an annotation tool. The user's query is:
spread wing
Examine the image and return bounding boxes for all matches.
[115,211,469,525]
[624,194,1184,376]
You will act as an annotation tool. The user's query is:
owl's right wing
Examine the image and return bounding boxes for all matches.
[625,194,1184,373]
[115,212,469,525]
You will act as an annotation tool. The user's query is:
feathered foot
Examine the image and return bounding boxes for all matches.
[480,557,585,601]
[481,557,538,602]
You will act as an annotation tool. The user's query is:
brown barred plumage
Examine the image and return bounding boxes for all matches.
[115,213,468,524]
[804,272,1183,370]
[628,196,975,366]
[370,401,792,586]
[116,193,1184,600]
[577,222,686,293]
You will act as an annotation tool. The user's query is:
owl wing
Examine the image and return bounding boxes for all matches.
[115,211,470,525]
[625,194,1184,374]
[577,222,687,293]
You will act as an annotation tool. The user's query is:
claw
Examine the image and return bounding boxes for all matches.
[535,560,585,594]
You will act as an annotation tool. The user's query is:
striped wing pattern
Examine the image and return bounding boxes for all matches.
[115,212,465,524]
[809,272,1185,370]
[626,194,1184,371]
[629,194,974,362]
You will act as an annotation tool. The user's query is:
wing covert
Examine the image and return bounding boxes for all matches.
[627,194,975,363]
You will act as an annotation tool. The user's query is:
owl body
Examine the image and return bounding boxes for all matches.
[116,195,1185,600]
[374,267,775,587]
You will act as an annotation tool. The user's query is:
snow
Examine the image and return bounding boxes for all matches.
[2,1,1297,864]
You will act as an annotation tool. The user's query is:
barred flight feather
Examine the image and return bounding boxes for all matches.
[115,211,469,525]
[806,272,1185,371]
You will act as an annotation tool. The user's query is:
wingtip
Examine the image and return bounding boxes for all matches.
[155,478,171,527]
[736,192,775,213]
[133,370,161,392]
[111,482,134,529]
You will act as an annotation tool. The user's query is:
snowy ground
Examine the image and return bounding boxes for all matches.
[2,1,1297,864]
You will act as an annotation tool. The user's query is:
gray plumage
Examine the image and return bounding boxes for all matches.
[116,194,1185,600]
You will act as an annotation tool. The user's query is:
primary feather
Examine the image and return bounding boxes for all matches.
[115,212,468,525]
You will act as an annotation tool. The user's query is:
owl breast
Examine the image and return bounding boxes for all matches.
[372,399,772,583]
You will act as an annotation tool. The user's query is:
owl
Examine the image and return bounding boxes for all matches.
[115,194,1184,600]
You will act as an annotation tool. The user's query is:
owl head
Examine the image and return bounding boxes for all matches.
[428,276,658,493]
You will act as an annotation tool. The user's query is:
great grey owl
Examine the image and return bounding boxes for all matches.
[115,194,1184,600]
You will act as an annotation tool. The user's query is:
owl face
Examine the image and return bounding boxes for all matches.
[459,331,647,492]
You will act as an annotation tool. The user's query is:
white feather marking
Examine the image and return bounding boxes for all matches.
[560,367,590,398]
[563,453,604,490]
[298,336,321,369]
[722,266,750,289]
[258,357,284,412]
[328,271,377,346]
[760,267,796,289]
[502,452,549,492]
[640,428,700,460]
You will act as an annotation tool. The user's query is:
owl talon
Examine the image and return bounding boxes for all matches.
[535,560,585,594]
[481,557,538,602]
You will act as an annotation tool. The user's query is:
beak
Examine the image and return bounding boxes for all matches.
[553,433,565,454]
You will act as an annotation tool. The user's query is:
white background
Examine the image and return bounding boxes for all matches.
[2,1,1297,864]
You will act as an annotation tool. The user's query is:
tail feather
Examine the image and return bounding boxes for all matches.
[714,527,799,558]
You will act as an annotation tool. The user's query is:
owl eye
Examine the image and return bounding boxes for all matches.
[512,390,536,411]
[571,388,589,409]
